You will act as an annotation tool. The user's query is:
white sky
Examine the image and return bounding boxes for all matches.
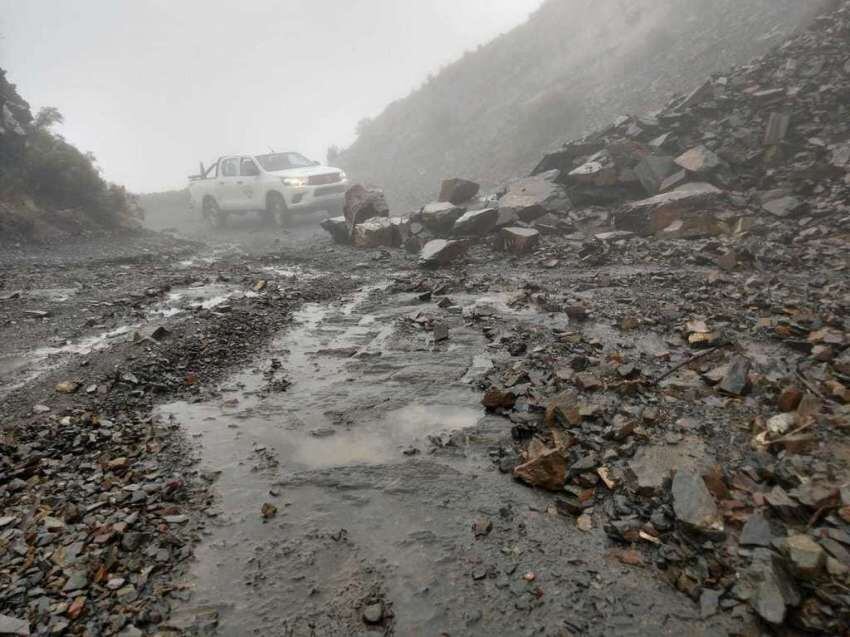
[0,0,541,192]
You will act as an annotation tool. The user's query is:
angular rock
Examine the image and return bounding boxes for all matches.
[785,534,825,578]
[762,195,803,218]
[763,112,791,145]
[438,178,480,205]
[352,217,396,249]
[500,227,540,254]
[613,182,725,236]
[675,145,721,174]
[421,201,466,234]
[513,448,568,491]
[498,171,571,222]
[634,155,677,195]
[452,208,498,236]
[740,513,774,547]
[0,614,29,636]
[343,184,389,227]
[419,239,467,268]
[671,470,723,535]
[747,549,800,626]
[717,356,750,396]
[320,216,351,244]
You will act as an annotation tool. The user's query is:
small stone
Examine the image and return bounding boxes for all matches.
[260,503,277,520]
[513,448,568,491]
[55,381,80,394]
[740,513,774,547]
[0,614,30,636]
[362,602,383,624]
[576,514,593,532]
[785,534,825,578]
[107,577,126,590]
[43,516,65,532]
[671,470,723,535]
[472,517,492,538]
[717,356,750,396]
[163,514,189,524]
[700,589,721,618]
[766,413,794,436]
[433,322,449,342]
[777,386,802,412]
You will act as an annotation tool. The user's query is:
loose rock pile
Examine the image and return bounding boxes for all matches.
[320,3,850,633]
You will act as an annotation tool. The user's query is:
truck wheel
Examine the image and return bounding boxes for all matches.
[267,192,289,227]
[202,197,227,228]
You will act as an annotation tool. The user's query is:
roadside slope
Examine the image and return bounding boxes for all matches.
[339,0,834,209]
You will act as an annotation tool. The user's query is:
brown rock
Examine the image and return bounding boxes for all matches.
[513,448,568,491]
[777,385,802,412]
[500,227,540,254]
[481,387,516,410]
[438,178,480,205]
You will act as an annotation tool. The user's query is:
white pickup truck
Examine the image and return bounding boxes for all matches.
[188,152,348,226]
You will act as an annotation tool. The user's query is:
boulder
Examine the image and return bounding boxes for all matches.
[613,182,726,236]
[343,184,389,227]
[352,218,396,249]
[421,201,465,234]
[438,178,480,205]
[513,448,568,491]
[419,239,467,268]
[633,155,677,194]
[500,227,540,254]
[320,216,351,244]
[452,208,498,236]
[498,171,571,222]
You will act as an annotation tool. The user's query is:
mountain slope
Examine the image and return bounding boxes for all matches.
[339,0,835,209]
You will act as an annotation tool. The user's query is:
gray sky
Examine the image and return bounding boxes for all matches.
[0,0,541,192]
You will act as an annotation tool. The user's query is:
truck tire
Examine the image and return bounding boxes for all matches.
[202,196,227,228]
[267,191,289,227]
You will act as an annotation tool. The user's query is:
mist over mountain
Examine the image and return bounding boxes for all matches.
[339,0,834,210]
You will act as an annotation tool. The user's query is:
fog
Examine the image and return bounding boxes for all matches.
[0,0,541,193]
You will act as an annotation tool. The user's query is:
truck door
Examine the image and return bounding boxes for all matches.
[217,156,241,210]
[238,157,263,209]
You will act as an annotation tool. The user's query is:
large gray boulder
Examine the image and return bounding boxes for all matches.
[421,201,465,234]
[452,208,498,236]
[438,178,480,205]
[498,170,571,223]
[614,182,726,236]
[419,239,467,268]
[343,184,389,228]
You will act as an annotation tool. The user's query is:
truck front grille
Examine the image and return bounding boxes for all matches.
[308,173,342,186]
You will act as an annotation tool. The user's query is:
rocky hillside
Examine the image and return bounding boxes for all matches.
[339,0,836,209]
[0,68,139,243]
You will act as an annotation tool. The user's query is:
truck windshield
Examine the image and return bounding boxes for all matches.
[255,152,314,171]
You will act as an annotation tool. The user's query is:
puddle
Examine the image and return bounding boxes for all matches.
[159,286,487,472]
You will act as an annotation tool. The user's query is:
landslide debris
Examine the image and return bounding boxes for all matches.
[321,4,850,632]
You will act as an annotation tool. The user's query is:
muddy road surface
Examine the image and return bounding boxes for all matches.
[1,213,847,636]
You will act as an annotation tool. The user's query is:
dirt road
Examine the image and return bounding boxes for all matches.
[1,212,847,636]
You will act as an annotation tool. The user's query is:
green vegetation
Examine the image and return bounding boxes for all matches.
[0,67,134,229]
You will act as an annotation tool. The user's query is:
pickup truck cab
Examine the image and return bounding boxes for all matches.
[188,152,347,226]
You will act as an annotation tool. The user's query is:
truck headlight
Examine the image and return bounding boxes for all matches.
[282,176,308,187]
